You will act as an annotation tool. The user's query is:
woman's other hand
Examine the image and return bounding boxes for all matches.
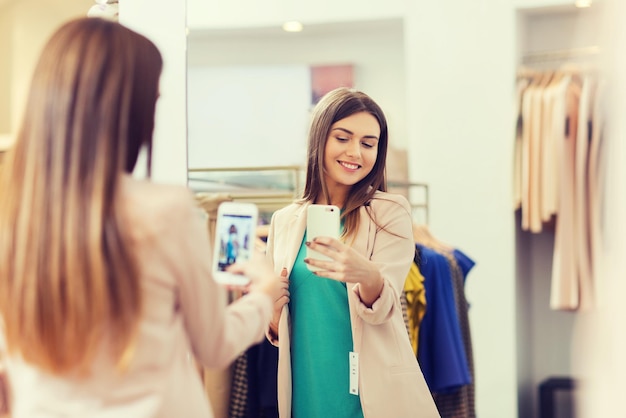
[268,268,289,338]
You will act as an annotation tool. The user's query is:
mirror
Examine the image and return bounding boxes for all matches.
[185,13,418,418]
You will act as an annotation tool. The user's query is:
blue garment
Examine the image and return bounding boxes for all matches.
[453,249,476,284]
[289,236,363,418]
[417,244,471,394]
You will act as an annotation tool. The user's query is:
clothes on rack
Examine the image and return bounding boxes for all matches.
[194,193,236,418]
[194,181,292,418]
[227,225,280,418]
[404,261,426,355]
[514,67,606,311]
[195,178,432,416]
[228,340,279,418]
[403,230,476,418]
[433,248,477,418]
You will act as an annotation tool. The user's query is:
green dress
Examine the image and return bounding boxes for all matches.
[289,234,364,418]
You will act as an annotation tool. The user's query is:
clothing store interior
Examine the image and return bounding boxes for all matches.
[2,0,626,417]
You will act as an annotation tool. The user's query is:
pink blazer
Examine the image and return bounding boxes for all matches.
[2,177,273,418]
[266,191,439,418]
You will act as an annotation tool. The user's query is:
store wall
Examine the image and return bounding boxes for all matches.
[187,18,406,169]
[187,0,404,30]
[0,6,12,135]
[405,2,518,417]
[119,0,187,185]
[0,0,92,139]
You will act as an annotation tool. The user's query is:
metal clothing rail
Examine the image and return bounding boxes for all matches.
[188,165,303,196]
[189,166,430,224]
[521,45,600,64]
[188,165,303,217]
[388,181,430,225]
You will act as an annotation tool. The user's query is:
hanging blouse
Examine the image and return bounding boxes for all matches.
[404,261,427,355]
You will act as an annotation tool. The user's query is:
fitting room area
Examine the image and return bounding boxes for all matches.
[1,0,625,417]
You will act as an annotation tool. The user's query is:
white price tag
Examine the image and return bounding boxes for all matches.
[349,351,359,396]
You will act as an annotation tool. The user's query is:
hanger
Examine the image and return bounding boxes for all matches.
[412,224,454,254]
[255,224,269,252]
[517,66,539,81]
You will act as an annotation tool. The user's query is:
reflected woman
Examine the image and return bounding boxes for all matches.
[265,87,440,417]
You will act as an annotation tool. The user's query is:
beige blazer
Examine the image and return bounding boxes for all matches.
[266,191,439,418]
[2,176,272,418]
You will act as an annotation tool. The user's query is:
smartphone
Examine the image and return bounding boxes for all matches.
[212,202,258,286]
[306,204,340,272]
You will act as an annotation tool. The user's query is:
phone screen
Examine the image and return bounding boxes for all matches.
[216,213,255,272]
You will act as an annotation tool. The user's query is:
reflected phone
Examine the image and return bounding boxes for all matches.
[212,202,258,286]
[306,204,340,272]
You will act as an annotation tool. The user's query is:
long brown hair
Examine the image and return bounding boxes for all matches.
[302,87,388,239]
[0,18,162,374]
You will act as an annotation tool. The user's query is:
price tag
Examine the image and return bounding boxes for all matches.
[349,351,359,396]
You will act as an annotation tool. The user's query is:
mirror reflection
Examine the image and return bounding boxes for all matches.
[185,3,608,418]
[185,15,444,418]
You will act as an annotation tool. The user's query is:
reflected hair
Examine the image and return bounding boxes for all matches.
[0,17,162,374]
[302,87,388,239]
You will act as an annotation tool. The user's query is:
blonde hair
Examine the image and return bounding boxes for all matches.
[0,18,162,375]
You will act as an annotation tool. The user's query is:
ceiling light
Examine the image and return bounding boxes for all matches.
[575,0,592,7]
[282,21,303,33]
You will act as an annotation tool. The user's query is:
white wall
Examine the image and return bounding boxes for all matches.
[0,0,187,184]
[188,0,404,30]
[119,0,187,185]
[0,0,92,140]
[187,19,407,153]
[0,7,12,134]
[405,2,518,417]
[187,64,311,169]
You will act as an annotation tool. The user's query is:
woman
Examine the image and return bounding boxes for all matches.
[0,18,279,417]
[266,88,439,417]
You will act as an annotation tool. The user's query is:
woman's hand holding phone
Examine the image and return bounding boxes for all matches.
[304,237,379,285]
[212,202,257,286]
[304,235,384,307]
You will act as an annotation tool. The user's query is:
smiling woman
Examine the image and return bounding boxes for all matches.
[265,87,440,418]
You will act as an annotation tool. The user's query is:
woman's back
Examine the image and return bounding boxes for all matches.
[4,177,272,417]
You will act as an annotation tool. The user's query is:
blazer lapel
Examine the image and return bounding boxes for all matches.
[279,203,308,272]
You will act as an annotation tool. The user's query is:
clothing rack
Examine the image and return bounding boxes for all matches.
[521,45,600,64]
[188,166,430,224]
[388,180,430,225]
[188,165,302,216]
